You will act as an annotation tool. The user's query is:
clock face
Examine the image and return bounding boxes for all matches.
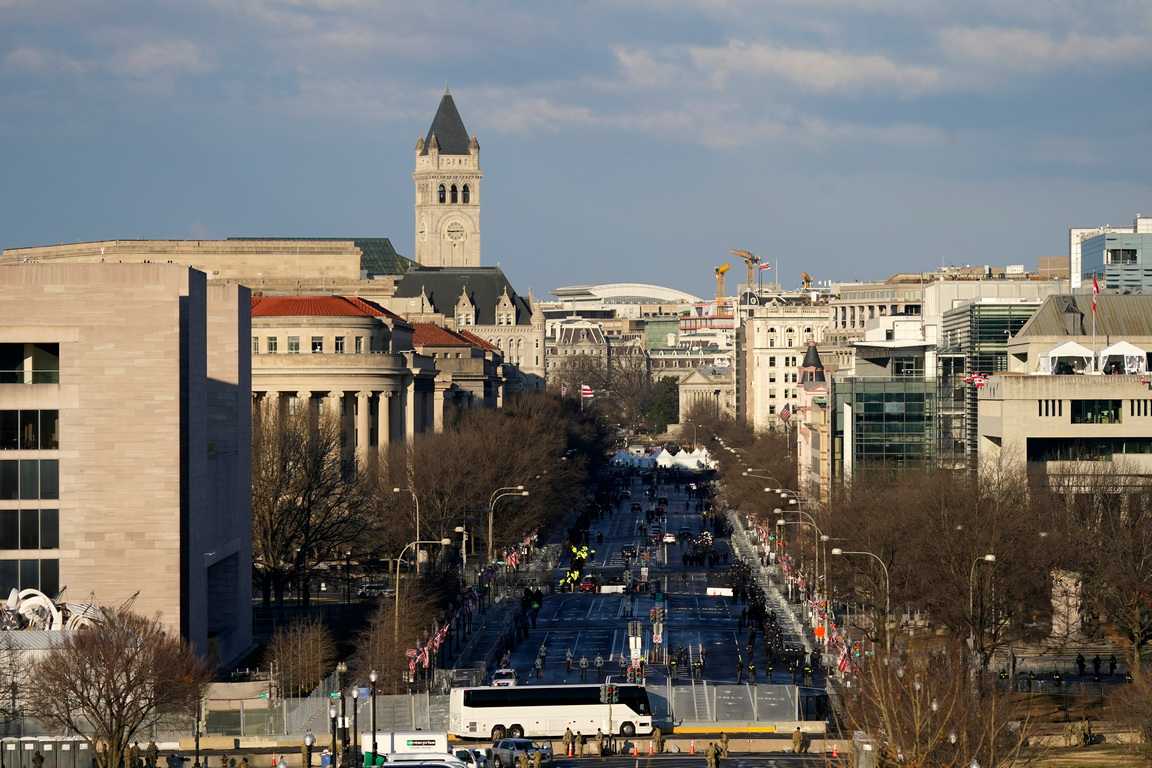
[418,219,427,242]
[445,221,466,242]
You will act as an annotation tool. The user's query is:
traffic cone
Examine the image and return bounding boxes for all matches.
[648,741,653,755]
[633,744,638,757]
[567,743,573,757]
[832,744,838,758]
[690,740,695,754]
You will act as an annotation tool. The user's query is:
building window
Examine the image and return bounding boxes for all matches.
[311,336,324,354]
[0,411,59,450]
[438,184,446,203]
[463,184,471,203]
[0,509,58,550]
[0,558,58,598]
[450,184,458,204]
[0,343,60,384]
[355,337,364,353]
[288,337,300,354]
[335,337,345,353]
[267,337,278,353]
[252,337,259,353]
[1071,399,1122,424]
[0,459,59,500]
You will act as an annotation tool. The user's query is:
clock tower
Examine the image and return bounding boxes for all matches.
[413,87,482,268]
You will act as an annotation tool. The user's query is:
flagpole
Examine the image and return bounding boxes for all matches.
[1092,276,1098,373]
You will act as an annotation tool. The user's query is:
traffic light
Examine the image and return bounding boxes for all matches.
[655,605,665,623]
[853,641,861,658]
[650,608,657,621]
[599,684,608,703]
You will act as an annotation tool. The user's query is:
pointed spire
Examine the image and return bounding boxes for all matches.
[421,90,471,156]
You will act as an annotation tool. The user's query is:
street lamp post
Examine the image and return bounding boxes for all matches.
[351,687,359,767]
[393,488,421,573]
[487,489,529,567]
[969,554,997,649]
[368,670,378,766]
[329,703,338,758]
[832,548,892,653]
[304,731,315,768]
[336,662,348,758]
[395,539,453,639]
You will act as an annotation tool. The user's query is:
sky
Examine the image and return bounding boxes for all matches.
[2,1,1151,298]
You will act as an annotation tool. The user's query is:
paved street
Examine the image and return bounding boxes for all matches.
[492,471,827,722]
[551,757,838,768]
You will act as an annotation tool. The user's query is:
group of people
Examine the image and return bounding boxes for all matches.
[1063,717,1095,747]
[701,734,730,768]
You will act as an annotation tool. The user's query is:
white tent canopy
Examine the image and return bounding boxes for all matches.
[653,448,676,468]
[1038,340,1094,375]
[1098,340,1148,375]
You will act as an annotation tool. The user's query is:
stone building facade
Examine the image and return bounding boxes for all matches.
[0,263,251,666]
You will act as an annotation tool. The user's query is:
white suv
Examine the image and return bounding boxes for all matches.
[491,740,552,768]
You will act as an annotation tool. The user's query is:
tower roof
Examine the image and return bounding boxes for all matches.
[421,90,472,156]
[801,342,825,371]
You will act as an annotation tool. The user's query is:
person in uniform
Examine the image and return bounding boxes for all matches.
[566,649,574,672]
[719,733,729,758]
[595,653,605,678]
[146,743,159,768]
[792,728,804,754]
[562,729,573,755]
[579,655,589,679]
[594,729,603,756]
[576,733,585,758]
[651,727,663,754]
[532,751,541,768]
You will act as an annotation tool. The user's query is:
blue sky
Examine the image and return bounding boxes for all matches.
[2,1,1151,297]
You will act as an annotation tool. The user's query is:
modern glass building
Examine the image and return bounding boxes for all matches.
[1080,224,1152,293]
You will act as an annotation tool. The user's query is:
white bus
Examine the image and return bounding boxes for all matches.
[449,684,653,740]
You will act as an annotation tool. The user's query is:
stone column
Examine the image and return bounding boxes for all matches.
[356,391,372,464]
[296,391,312,417]
[406,380,418,442]
[378,391,393,448]
[433,377,451,433]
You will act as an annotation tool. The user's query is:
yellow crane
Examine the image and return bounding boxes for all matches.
[730,249,761,288]
[714,263,731,304]
[802,271,812,290]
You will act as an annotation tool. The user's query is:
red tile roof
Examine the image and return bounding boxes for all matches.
[412,323,471,347]
[457,329,501,354]
[251,295,403,320]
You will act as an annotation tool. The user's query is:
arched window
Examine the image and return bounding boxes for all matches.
[462,184,470,203]
[450,185,458,204]
[438,184,446,203]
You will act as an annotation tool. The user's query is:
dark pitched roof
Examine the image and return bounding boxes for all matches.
[421,90,472,156]
[228,237,415,278]
[801,343,825,372]
[1016,294,1152,338]
[393,267,533,326]
[800,342,826,388]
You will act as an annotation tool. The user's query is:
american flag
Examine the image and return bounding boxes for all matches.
[561,384,568,396]
[581,385,594,398]
[758,263,771,271]
[837,649,849,673]
[779,404,791,422]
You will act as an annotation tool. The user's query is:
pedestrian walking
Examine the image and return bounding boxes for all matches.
[1076,653,1086,676]
[719,733,729,758]
[747,660,756,683]
[580,655,589,679]
[792,728,804,754]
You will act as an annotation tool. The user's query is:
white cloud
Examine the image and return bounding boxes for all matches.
[687,40,941,95]
[107,41,216,79]
[1,46,84,78]
[939,26,1152,73]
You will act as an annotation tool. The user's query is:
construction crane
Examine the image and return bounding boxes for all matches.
[714,263,731,304]
[801,271,813,290]
[730,249,761,288]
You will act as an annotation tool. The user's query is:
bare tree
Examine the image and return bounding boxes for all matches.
[843,644,1039,768]
[252,405,374,608]
[265,618,338,697]
[27,610,210,768]
[353,589,443,694]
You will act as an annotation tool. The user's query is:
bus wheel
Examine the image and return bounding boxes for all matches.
[620,722,636,737]
[509,725,525,739]
[492,726,507,741]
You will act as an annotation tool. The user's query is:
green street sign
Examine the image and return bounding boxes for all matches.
[329,692,340,698]
[259,693,269,699]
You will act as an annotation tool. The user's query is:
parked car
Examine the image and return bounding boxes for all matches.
[578,575,597,592]
[454,750,489,768]
[490,669,519,687]
[491,740,552,768]
[358,583,396,598]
